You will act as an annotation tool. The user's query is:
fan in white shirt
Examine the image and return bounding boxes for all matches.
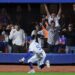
[9,25,25,46]
[9,25,26,53]
[44,4,62,27]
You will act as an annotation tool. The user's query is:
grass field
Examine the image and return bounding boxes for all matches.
[0,72,75,75]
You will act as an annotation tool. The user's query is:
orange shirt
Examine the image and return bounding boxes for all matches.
[42,26,48,39]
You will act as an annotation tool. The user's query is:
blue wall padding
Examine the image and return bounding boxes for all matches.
[0,53,74,64]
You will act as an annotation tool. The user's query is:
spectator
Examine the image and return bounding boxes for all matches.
[65,24,75,53]
[3,24,15,53]
[59,13,68,28]
[47,20,60,53]
[44,4,62,28]
[58,34,66,53]
[1,26,9,53]
[0,24,5,53]
[41,19,48,48]
[9,25,26,53]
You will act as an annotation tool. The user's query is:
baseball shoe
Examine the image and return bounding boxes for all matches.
[45,60,50,68]
[28,69,35,73]
[19,57,25,63]
[37,66,41,70]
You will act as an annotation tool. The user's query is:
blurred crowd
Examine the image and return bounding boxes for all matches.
[0,4,75,53]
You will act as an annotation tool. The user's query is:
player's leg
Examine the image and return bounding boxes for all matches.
[37,53,46,69]
[28,54,38,73]
[37,53,50,69]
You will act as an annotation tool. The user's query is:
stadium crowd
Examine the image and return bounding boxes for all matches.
[0,4,75,53]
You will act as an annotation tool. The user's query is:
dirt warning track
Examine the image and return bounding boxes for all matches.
[0,65,75,72]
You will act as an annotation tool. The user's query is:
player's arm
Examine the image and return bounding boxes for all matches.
[44,4,50,17]
[57,4,62,17]
[37,31,44,38]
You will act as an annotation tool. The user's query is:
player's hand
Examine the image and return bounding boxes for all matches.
[19,57,25,63]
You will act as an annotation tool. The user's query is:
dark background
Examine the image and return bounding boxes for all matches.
[0,3,74,35]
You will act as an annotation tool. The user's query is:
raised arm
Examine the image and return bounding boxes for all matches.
[57,4,62,17]
[9,29,14,40]
[44,4,50,16]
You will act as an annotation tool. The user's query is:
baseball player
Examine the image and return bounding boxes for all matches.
[19,36,50,73]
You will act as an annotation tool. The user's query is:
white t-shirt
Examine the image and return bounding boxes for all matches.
[9,29,25,46]
[47,27,59,45]
[48,15,60,27]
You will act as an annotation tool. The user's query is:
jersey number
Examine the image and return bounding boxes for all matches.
[36,45,41,50]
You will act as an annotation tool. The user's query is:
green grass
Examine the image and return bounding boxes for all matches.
[0,72,75,75]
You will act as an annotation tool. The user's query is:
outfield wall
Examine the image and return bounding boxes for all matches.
[0,53,75,64]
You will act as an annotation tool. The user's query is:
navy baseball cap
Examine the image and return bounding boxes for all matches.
[27,36,32,41]
[27,35,36,41]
